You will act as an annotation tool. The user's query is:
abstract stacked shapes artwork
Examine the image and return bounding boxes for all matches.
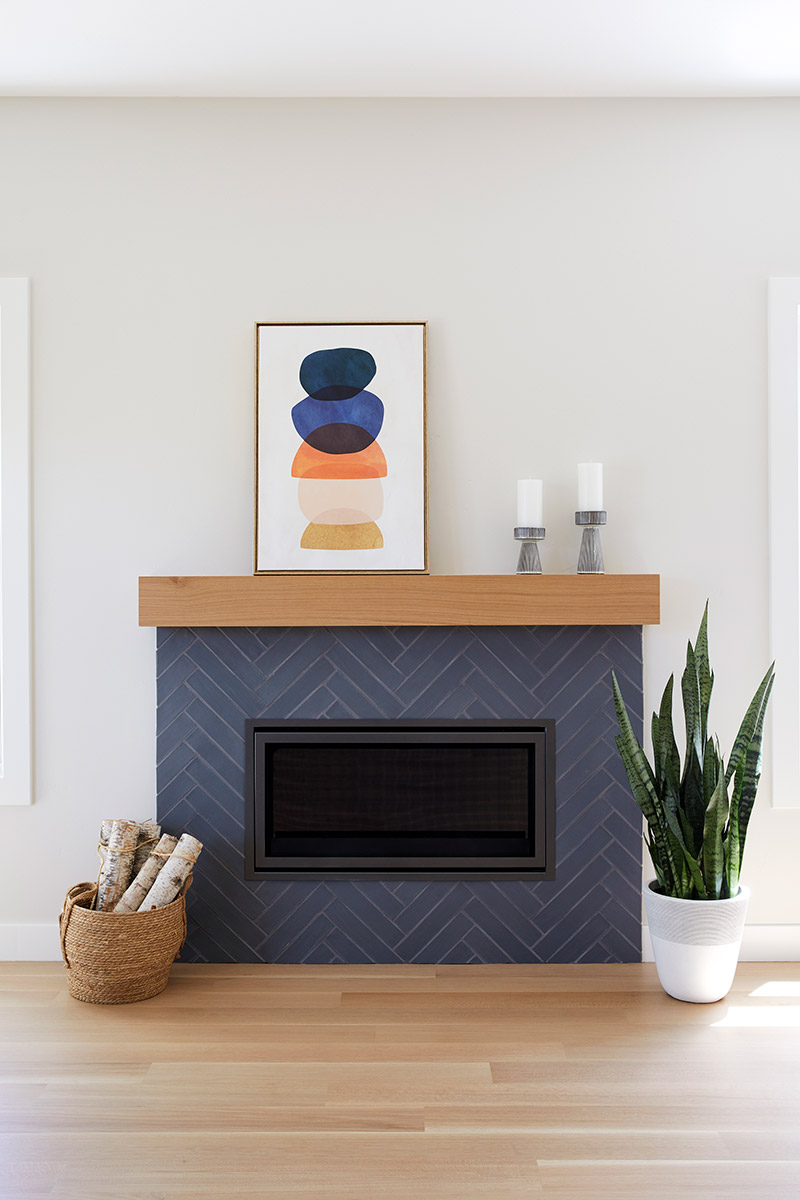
[255,322,427,574]
[291,348,387,550]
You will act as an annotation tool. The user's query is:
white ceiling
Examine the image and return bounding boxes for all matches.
[3,0,800,98]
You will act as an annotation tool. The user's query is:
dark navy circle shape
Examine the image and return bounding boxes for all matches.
[303,423,377,454]
[299,348,377,402]
[292,391,384,443]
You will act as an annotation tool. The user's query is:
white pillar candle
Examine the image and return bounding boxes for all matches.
[517,479,543,527]
[578,463,603,511]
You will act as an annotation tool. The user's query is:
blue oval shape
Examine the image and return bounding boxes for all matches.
[299,348,376,401]
[292,391,384,443]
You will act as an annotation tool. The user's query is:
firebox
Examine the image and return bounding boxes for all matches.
[245,719,556,879]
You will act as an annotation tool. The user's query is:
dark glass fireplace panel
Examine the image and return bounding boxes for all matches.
[246,720,556,880]
[271,745,529,833]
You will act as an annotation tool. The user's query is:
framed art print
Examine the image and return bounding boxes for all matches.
[255,321,427,574]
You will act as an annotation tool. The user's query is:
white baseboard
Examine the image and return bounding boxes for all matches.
[2,922,798,965]
[643,924,800,963]
[0,923,62,961]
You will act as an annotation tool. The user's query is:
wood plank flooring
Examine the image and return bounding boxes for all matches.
[1,961,799,1199]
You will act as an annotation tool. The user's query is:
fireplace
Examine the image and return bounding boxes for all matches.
[155,624,643,963]
[245,719,556,879]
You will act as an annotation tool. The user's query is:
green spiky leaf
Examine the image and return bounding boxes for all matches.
[726,664,776,786]
[702,770,729,900]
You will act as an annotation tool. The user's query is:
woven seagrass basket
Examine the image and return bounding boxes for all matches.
[59,878,190,1004]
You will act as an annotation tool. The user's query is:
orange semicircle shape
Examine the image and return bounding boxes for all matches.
[291,439,387,479]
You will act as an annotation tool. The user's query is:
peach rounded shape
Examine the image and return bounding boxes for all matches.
[298,478,384,524]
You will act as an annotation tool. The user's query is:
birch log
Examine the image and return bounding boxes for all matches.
[97,819,115,864]
[113,833,178,914]
[133,821,161,874]
[137,833,203,911]
[95,819,140,911]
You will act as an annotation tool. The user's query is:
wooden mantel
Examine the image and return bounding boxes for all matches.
[138,574,660,628]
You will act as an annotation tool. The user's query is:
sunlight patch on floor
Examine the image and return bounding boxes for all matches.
[749,981,800,998]
[713,1005,800,1027]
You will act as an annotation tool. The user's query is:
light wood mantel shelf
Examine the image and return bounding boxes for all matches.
[138,574,660,628]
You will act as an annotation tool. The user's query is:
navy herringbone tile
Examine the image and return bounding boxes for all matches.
[320,696,354,718]
[469,884,543,944]
[192,630,269,692]
[322,669,400,719]
[328,629,408,692]
[219,627,266,663]
[191,873,267,941]
[157,710,197,761]
[322,927,381,965]
[392,627,471,680]
[464,639,544,711]
[596,893,641,947]
[158,681,199,732]
[332,885,414,948]
[471,627,546,685]
[393,635,475,704]
[260,896,335,960]
[324,897,405,963]
[265,660,337,716]
[156,627,196,671]
[185,728,244,797]
[462,895,539,962]
[533,625,595,676]
[464,923,529,963]
[184,755,243,814]
[325,644,407,716]
[157,652,197,706]
[426,681,477,718]
[156,741,196,791]
[602,831,642,882]
[187,670,253,735]
[349,881,407,924]
[255,634,336,706]
[185,697,245,765]
[189,893,264,962]
[454,669,532,720]
[406,912,475,964]
[465,695,501,719]
[157,624,644,964]
[187,640,262,713]
[179,792,246,859]
[200,854,268,924]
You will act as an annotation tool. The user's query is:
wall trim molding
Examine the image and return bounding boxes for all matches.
[0,277,33,806]
[0,923,62,962]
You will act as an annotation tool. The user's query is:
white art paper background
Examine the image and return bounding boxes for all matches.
[257,323,426,571]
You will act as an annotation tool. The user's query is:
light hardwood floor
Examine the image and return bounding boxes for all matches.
[1,961,799,1199]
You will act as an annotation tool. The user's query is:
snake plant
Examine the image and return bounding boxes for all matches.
[612,604,774,900]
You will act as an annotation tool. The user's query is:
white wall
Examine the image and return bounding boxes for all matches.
[1,98,798,955]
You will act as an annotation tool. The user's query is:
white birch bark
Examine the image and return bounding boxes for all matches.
[98,818,115,864]
[95,819,140,911]
[113,833,178,914]
[133,820,161,875]
[137,833,203,911]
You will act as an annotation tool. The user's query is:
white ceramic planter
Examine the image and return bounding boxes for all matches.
[644,880,750,1003]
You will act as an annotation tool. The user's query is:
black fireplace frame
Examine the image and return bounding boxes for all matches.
[245,718,556,880]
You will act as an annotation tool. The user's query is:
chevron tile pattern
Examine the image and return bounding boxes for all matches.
[156,625,644,964]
